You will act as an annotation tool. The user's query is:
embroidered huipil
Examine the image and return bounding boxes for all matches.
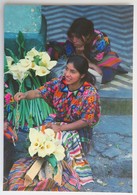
[38,76,101,153]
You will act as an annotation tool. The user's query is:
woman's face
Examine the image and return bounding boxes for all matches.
[69,34,86,49]
[64,63,84,89]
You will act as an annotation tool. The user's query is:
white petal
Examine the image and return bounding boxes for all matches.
[29,128,39,142]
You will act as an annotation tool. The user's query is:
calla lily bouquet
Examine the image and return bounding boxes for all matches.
[4,31,57,130]
[29,127,65,163]
[24,127,65,185]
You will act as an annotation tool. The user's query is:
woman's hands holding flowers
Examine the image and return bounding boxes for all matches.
[46,123,62,132]
[14,92,27,102]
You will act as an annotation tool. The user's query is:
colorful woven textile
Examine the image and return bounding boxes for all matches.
[44,116,94,184]
[8,158,81,191]
[97,51,122,69]
[59,130,94,185]
[7,129,94,191]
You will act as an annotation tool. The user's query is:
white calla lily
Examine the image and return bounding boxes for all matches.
[28,127,65,161]
[37,143,47,158]
[9,64,29,83]
[44,128,55,140]
[53,144,65,161]
[39,51,51,62]
[26,47,39,57]
[6,56,14,67]
[47,61,57,70]
[18,58,32,71]
[35,66,50,76]
[39,52,57,69]
[29,128,39,142]
[28,145,38,157]
[44,141,56,156]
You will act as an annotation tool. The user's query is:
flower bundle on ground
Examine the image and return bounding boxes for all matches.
[28,127,65,174]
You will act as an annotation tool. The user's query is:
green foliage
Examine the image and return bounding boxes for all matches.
[5,48,19,63]
[4,54,8,72]
[16,31,26,59]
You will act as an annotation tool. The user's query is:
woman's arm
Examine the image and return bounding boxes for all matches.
[75,47,103,75]
[88,62,103,75]
[83,53,103,75]
[14,89,42,102]
[48,119,89,133]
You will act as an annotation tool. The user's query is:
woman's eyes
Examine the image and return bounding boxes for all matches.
[71,70,76,74]
[65,68,76,74]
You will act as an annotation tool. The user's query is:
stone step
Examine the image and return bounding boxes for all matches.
[100,97,132,115]
[99,70,132,115]
[86,115,132,179]
[81,177,132,192]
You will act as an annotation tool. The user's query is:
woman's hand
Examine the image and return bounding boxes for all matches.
[89,62,103,75]
[46,123,62,132]
[14,89,42,102]
[49,124,62,132]
[14,92,27,102]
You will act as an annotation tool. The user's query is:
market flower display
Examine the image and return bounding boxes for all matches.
[6,47,57,80]
[4,45,57,129]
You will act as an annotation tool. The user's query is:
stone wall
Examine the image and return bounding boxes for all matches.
[4,5,47,55]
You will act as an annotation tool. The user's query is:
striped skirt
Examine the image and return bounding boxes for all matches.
[7,129,93,191]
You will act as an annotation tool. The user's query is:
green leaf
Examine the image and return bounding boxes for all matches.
[6,48,19,63]
[16,31,26,59]
[24,76,32,89]
[4,54,9,72]
[16,31,25,46]
[46,154,58,175]
[33,55,41,65]
[8,77,19,95]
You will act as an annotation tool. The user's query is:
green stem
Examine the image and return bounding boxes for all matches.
[14,80,24,132]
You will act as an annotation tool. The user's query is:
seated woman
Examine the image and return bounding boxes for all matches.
[47,17,127,88]
[8,55,101,191]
